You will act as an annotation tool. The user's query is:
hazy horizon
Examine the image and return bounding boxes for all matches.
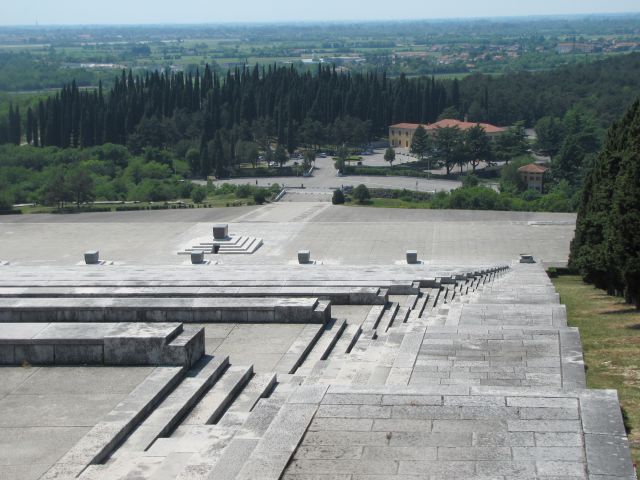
[2,0,640,27]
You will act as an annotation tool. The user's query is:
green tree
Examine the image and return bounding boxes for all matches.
[552,136,585,187]
[0,191,13,212]
[384,147,396,167]
[335,145,349,173]
[353,184,370,204]
[236,140,259,169]
[466,124,493,171]
[41,167,69,208]
[570,100,640,306]
[67,166,95,207]
[494,122,529,163]
[274,145,288,169]
[253,189,266,205]
[429,126,463,175]
[535,116,565,158]
[303,150,316,170]
[410,125,429,160]
[191,185,207,203]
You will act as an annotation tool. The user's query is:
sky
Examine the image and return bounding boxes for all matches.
[2,0,640,26]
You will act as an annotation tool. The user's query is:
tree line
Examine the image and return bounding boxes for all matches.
[570,100,640,307]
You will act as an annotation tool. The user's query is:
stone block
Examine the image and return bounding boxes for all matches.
[519,253,535,263]
[213,224,228,240]
[298,250,311,264]
[84,250,100,265]
[54,344,104,365]
[190,251,205,264]
[0,344,15,364]
[406,250,419,264]
[14,344,54,365]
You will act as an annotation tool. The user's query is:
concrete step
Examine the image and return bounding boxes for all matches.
[274,323,325,374]
[113,355,229,456]
[313,299,332,323]
[164,326,206,369]
[234,402,317,480]
[296,319,347,375]
[403,294,418,309]
[0,296,327,323]
[180,365,253,426]
[330,323,362,358]
[360,305,385,334]
[41,366,185,479]
[378,302,399,332]
[217,373,277,427]
[411,293,429,318]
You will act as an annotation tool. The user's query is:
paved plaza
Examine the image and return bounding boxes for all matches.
[0,203,575,267]
[0,201,633,480]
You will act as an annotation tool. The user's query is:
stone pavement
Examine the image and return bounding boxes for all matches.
[0,204,576,267]
[0,261,634,479]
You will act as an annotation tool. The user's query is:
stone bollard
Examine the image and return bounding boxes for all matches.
[191,251,205,264]
[298,250,311,264]
[213,224,228,240]
[519,254,535,264]
[211,243,220,254]
[406,250,418,264]
[84,250,100,265]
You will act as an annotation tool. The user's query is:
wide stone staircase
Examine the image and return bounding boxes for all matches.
[0,261,633,479]
[33,264,513,479]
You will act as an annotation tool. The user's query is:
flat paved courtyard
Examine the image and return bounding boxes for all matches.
[0,365,154,480]
[0,203,575,267]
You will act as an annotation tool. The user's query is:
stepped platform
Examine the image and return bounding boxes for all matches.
[179,235,264,256]
[0,322,203,367]
[0,264,508,296]
[0,285,387,305]
[0,261,634,480]
[0,296,331,324]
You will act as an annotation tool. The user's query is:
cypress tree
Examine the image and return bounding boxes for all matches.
[570,100,640,305]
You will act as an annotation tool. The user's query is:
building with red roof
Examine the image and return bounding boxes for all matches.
[388,119,506,148]
[518,163,549,192]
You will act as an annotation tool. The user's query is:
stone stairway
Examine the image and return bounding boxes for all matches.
[44,263,604,480]
[179,235,264,256]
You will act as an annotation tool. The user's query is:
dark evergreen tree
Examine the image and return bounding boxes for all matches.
[410,125,429,160]
[570,100,640,306]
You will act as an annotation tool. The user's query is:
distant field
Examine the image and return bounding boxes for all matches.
[1,16,638,91]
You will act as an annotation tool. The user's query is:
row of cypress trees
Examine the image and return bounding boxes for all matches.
[570,100,640,306]
[3,64,453,150]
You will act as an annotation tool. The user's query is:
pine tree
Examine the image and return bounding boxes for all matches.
[410,125,429,160]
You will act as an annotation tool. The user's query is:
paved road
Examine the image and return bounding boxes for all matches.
[199,155,462,193]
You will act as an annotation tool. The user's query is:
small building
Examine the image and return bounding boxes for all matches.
[388,119,506,148]
[518,163,548,192]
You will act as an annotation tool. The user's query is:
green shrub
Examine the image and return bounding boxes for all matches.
[191,185,207,204]
[236,184,253,198]
[353,184,371,204]
[0,191,13,212]
[253,190,267,205]
[332,189,345,205]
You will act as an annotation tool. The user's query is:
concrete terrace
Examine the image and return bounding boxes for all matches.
[0,203,633,480]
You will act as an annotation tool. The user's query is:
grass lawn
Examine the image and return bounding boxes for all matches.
[13,193,258,215]
[553,275,640,474]
[350,198,430,209]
